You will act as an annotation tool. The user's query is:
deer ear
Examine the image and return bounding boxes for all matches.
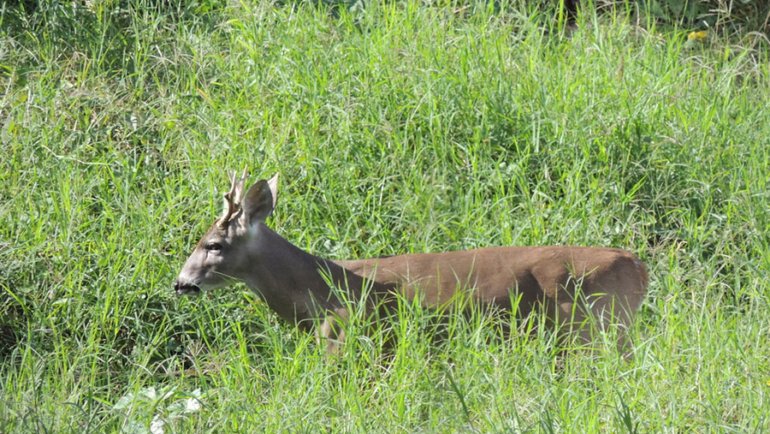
[241,173,279,226]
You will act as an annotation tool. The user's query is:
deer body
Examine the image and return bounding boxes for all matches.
[335,246,647,319]
[174,172,648,354]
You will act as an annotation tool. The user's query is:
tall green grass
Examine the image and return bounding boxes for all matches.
[1,1,769,431]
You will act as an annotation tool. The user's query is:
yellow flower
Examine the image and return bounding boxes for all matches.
[688,31,708,42]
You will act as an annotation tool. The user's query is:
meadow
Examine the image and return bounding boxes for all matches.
[1,1,769,432]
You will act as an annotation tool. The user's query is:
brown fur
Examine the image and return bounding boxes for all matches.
[175,174,648,357]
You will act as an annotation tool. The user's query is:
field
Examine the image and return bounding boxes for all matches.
[1,1,769,432]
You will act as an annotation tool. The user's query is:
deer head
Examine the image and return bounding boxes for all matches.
[174,171,279,295]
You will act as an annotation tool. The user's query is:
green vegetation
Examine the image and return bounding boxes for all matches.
[2,1,769,431]
[606,0,769,33]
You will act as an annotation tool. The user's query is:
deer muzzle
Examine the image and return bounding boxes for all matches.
[174,280,201,296]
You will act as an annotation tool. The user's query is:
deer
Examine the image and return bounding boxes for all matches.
[174,171,648,356]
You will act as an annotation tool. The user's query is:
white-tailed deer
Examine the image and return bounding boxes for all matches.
[174,171,648,355]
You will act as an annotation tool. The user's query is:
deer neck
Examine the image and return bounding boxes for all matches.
[238,223,362,326]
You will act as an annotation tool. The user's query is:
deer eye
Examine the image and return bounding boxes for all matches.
[205,242,223,251]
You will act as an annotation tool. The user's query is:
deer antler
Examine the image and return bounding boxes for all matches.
[219,168,249,228]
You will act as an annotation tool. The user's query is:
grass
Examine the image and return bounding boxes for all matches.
[1,0,769,431]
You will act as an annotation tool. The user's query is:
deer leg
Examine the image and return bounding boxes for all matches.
[317,307,350,356]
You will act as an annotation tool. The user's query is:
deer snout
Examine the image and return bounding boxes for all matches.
[174,280,201,296]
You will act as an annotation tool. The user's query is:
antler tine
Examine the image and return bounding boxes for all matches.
[233,168,249,206]
[219,170,241,228]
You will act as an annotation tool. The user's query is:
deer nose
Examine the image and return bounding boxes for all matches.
[174,280,201,296]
